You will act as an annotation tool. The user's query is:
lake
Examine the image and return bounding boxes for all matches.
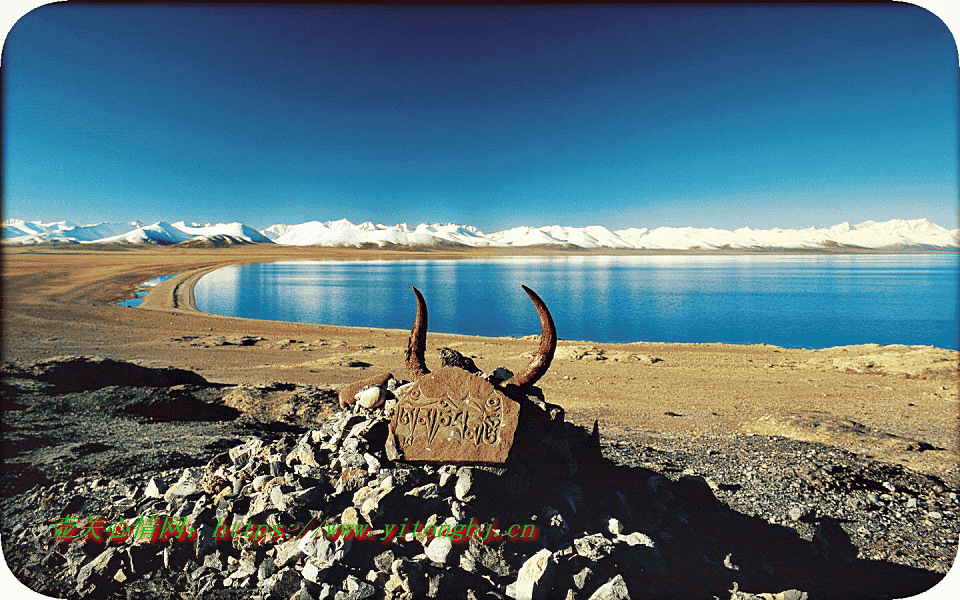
[192,255,959,350]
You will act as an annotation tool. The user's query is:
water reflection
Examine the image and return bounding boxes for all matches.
[192,255,959,349]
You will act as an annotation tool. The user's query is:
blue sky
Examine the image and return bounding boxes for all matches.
[2,4,958,232]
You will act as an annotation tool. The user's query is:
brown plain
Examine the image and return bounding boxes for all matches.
[2,245,957,485]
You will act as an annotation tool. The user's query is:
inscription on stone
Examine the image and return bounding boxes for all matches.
[387,366,519,464]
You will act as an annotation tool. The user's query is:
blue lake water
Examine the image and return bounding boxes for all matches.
[192,255,959,350]
[117,273,181,307]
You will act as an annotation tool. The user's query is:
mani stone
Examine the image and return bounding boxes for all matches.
[386,366,520,464]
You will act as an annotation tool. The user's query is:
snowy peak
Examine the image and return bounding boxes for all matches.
[2,217,957,249]
[170,221,272,243]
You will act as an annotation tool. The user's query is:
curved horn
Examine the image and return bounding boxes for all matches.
[405,286,430,379]
[505,285,557,388]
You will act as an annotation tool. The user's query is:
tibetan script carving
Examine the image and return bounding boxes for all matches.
[387,366,519,464]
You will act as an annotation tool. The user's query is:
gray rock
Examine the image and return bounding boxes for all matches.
[586,574,629,600]
[406,483,441,499]
[287,443,322,468]
[315,535,353,568]
[233,549,258,579]
[574,534,614,561]
[203,550,224,570]
[258,556,277,581]
[467,538,512,578]
[193,523,217,560]
[541,506,569,538]
[359,486,395,524]
[391,558,426,596]
[342,574,375,599]
[451,500,468,520]
[76,547,119,590]
[373,549,395,573]
[812,517,858,566]
[459,551,478,573]
[573,567,593,590]
[164,468,203,502]
[302,557,329,583]
[276,486,321,513]
[259,567,301,598]
[274,536,305,568]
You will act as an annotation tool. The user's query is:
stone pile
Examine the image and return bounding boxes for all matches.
[2,363,852,600]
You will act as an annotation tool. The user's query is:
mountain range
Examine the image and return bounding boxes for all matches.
[3,218,958,251]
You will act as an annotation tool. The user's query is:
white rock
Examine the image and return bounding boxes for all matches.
[144,477,166,498]
[618,531,655,547]
[587,574,630,600]
[438,465,457,488]
[298,535,317,558]
[425,536,453,564]
[514,548,555,600]
[607,517,624,535]
[356,386,386,409]
[302,557,328,583]
[393,382,415,397]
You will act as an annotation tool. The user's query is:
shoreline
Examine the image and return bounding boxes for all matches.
[2,245,958,486]
[138,252,958,354]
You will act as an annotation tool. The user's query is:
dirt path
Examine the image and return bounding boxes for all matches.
[2,246,958,485]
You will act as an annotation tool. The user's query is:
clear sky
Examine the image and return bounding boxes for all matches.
[2,4,958,232]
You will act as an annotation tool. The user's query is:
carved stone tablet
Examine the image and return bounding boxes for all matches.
[387,366,519,464]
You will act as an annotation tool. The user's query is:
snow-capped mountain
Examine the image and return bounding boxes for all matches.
[3,220,271,246]
[2,217,957,250]
[169,221,272,243]
[270,220,492,247]
[1,220,143,244]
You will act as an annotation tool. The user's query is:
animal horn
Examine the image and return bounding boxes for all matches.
[505,285,557,388]
[405,286,430,379]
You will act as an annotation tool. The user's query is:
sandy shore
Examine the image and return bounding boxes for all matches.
[2,245,958,485]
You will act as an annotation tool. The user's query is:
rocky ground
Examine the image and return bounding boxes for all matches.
[1,355,957,600]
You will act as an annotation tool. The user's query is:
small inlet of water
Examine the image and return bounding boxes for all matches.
[117,273,180,307]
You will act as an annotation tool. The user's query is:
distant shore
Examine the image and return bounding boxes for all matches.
[6,239,960,254]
